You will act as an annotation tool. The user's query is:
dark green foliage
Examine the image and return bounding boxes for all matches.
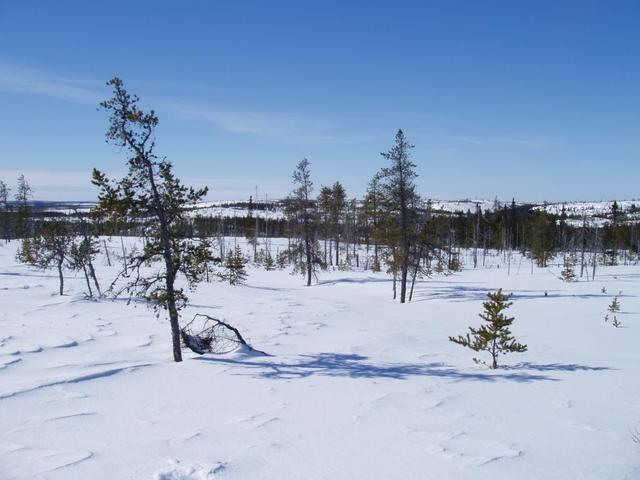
[560,255,577,282]
[608,296,620,313]
[14,174,32,238]
[378,130,420,303]
[264,251,275,271]
[221,245,248,285]
[449,289,527,369]
[528,211,556,267]
[286,158,321,286]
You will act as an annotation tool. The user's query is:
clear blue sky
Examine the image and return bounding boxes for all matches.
[0,0,638,202]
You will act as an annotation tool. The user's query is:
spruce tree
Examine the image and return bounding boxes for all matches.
[222,245,248,285]
[286,158,320,286]
[330,181,346,266]
[378,129,420,303]
[14,174,32,239]
[0,180,10,242]
[264,251,275,271]
[608,296,621,313]
[560,255,577,282]
[449,289,527,368]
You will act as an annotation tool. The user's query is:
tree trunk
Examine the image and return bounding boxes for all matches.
[146,162,182,362]
[87,260,101,297]
[103,239,111,266]
[82,265,93,298]
[305,233,312,286]
[57,260,64,296]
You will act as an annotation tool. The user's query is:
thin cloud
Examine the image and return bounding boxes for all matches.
[0,62,101,103]
[0,61,366,144]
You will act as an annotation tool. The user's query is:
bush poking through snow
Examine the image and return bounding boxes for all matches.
[181,314,265,355]
[449,289,527,369]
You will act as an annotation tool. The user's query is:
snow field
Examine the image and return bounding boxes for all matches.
[0,238,639,479]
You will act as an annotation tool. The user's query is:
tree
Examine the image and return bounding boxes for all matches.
[0,180,10,242]
[93,77,213,362]
[330,181,346,266]
[379,129,420,303]
[362,172,385,272]
[17,221,71,295]
[317,185,333,266]
[286,158,320,286]
[67,233,102,298]
[449,289,527,368]
[560,254,577,282]
[528,211,556,267]
[14,174,32,238]
[608,296,621,313]
[264,251,275,271]
[221,245,248,285]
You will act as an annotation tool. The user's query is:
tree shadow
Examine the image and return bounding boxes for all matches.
[317,277,392,286]
[196,352,558,383]
[411,285,620,303]
[505,362,612,372]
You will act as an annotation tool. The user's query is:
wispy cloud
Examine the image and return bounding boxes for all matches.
[165,101,337,141]
[0,62,101,103]
[0,61,366,144]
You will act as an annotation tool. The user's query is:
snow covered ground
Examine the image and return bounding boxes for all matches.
[1,239,639,479]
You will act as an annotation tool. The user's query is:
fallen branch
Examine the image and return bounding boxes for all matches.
[181,313,266,355]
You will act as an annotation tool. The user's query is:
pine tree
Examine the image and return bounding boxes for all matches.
[560,254,577,282]
[330,181,346,266]
[286,158,320,286]
[14,174,32,238]
[222,245,248,285]
[0,180,10,242]
[363,172,384,272]
[449,289,527,369]
[608,296,621,313]
[378,129,420,303]
[93,77,214,362]
[67,235,102,298]
[17,221,71,295]
[264,251,275,271]
[317,185,333,266]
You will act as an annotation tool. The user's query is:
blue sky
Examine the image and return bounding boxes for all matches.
[0,0,638,202]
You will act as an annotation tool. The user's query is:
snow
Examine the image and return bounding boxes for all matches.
[1,239,639,479]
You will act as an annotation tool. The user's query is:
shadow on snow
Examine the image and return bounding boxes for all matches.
[195,352,571,382]
[410,285,625,303]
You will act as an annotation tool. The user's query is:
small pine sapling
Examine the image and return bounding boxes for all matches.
[611,316,622,328]
[264,251,275,271]
[608,296,621,313]
[560,255,577,282]
[449,289,527,369]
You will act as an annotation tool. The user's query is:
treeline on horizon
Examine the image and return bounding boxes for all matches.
[2,171,639,270]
